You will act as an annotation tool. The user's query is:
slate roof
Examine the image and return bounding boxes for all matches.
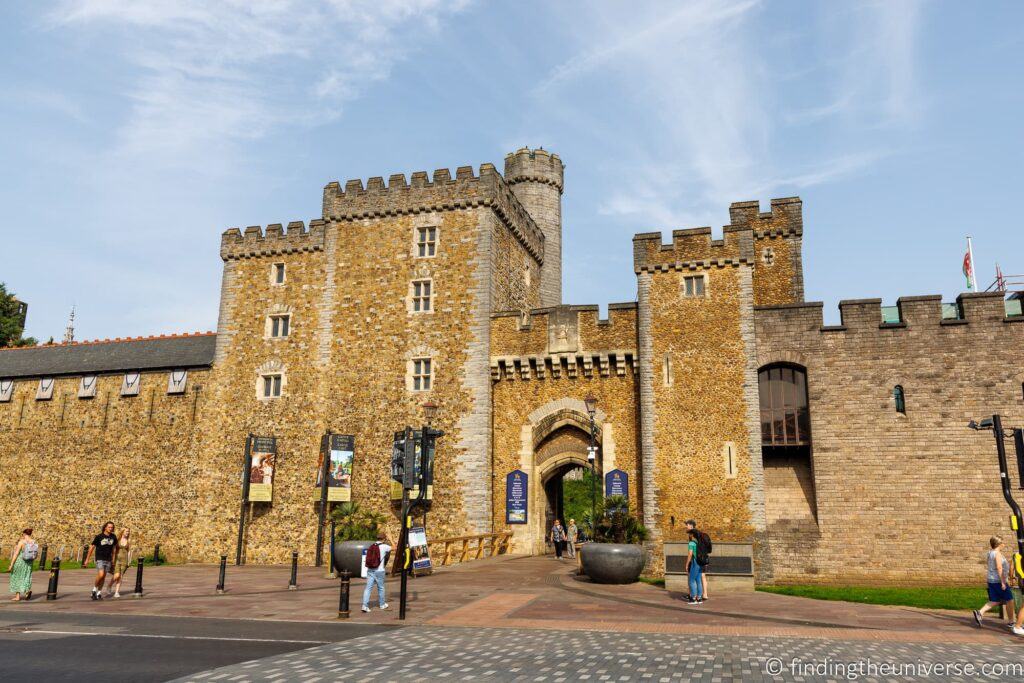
[0,333,217,379]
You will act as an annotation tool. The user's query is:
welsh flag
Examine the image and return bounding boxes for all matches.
[963,248,974,289]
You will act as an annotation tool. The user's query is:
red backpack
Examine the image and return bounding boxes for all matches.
[365,542,381,570]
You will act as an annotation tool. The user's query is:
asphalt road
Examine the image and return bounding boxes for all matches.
[0,610,396,682]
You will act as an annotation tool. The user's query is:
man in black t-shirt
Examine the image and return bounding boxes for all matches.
[84,521,119,601]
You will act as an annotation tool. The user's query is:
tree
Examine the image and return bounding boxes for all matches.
[0,283,36,348]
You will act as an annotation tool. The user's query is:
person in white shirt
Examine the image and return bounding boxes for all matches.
[361,531,392,613]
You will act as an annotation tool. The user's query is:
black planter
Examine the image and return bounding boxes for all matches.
[332,540,374,577]
[580,543,644,584]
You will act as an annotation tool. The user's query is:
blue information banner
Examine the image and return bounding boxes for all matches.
[605,469,628,498]
[506,469,528,524]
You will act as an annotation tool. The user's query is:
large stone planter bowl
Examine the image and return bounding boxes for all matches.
[333,540,374,577]
[580,543,644,584]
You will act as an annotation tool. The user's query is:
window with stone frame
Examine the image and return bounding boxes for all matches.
[682,274,706,298]
[269,314,290,337]
[260,373,283,398]
[758,364,810,446]
[893,385,906,414]
[272,263,286,285]
[411,279,433,313]
[416,226,437,257]
[411,357,432,391]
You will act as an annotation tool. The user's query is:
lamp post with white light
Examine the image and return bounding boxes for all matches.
[584,395,599,538]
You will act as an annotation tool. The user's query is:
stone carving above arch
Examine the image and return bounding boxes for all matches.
[756,349,808,370]
[256,359,286,375]
[527,398,606,450]
[267,302,294,316]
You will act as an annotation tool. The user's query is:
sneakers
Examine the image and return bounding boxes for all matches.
[90,590,98,601]
[379,603,389,610]
[113,592,121,599]
[1013,626,1024,636]
[361,606,370,613]
[973,610,983,627]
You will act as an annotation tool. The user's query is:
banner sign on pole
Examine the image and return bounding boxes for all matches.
[409,526,433,575]
[248,436,277,502]
[315,434,354,502]
[506,469,528,524]
[605,469,628,498]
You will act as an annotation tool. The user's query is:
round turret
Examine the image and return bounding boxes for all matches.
[504,148,564,307]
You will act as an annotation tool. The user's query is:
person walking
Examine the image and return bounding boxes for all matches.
[973,536,1015,627]
[566,519,579,559]
[84,521,118,601]
[8,528,37,601]
[104,528,132,598]
[550,519,567,559]
[685,519,711,600]
[361,531,391,613]
[685,528,704,605]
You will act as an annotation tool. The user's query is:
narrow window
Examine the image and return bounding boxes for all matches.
[412,358,432,391]
[272,263,285,285]
[723,442,737,478]
[269,314,290,337]
[261,374,283,398]
[893,385,906,414]
[416,227,437,257]
[663,354,673,387]
[412,280,432,312]
[683,274,706,298]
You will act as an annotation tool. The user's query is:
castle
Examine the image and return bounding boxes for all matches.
[2,147,1022,585]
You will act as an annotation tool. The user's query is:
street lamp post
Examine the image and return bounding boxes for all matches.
[584,395,598,539]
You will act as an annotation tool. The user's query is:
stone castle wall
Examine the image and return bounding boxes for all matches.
[754,292,1024,585]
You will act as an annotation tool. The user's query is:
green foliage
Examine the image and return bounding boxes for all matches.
[331,502,387,542]
[0,282,35,348]
[561,468,597,527]
[583,494,649,544]
[757,584,991,611]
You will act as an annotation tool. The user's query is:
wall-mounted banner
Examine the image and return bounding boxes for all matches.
[248,436,277,502]
[409,526,432,575]
[605,469,628,498]
[315,434,354,502]
[506,469,528,524]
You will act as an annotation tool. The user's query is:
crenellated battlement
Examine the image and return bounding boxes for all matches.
[321,162,545,263]
[754,291,1022,334]
[728,197,803,237]
[633,225,755,273]
[220,220,326,260]
[503,147,564,192]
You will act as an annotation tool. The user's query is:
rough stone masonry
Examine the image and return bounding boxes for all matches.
[1,147,1021,585]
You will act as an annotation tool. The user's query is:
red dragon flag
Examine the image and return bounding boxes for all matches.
[962,236,978,291]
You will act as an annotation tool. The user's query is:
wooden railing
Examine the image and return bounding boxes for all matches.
[429,531,513,566]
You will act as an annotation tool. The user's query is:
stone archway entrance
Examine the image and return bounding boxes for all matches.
[510,398,618,555]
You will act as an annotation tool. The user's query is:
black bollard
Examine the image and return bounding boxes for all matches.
[216,555,227,594]
[81,545,89,567]
[337,569,350,619]
[152,544,161,565]
[133,558,144,598]
[38,544,48,571]
[288,551,298,590]
[329,519,337,577]
[46,559,61,600]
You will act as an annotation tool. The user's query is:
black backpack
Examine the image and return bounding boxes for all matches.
[696,531,712,566]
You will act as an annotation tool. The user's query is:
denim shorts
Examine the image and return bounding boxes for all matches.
[988,581,1014,603]
[95,560,113,572]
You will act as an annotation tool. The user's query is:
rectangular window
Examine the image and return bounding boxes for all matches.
[270,314,290,337]
[272,263,285,284]
[412,358,432,391]
[261,374,283,398]
[683,275,706,297]
[412,280,432,312]
[417,227,437,257]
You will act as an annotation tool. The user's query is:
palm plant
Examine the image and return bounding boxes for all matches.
[331,502,387,541]
[582,495,649,544]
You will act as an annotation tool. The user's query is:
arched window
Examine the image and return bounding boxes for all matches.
[758,364,810,446]
[893,385,906,414]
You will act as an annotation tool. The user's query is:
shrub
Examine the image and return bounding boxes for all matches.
[583,495,649,544]
[331,502,387,542]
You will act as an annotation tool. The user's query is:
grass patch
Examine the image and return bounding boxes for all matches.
[638,576,666,587]
[757,584,993,611]
[0,558,91,572]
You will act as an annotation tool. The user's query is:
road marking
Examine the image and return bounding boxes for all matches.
[20,629,328,645]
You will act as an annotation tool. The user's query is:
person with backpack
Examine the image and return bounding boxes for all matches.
[686,520,712,600]
[8,528,37,601]
[361,531,391,613]
[685,528,704,604]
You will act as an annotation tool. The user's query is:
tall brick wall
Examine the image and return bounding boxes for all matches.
[754,292,1024,585]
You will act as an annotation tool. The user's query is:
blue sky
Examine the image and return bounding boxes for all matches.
[3,1,1022,341]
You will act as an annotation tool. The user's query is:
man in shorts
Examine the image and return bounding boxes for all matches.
[84,521,118,601]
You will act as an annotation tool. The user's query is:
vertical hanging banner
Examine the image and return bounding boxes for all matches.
[506,469,528,524]
[408,526,433,575]
[604,469,628,498]
[248,436,277,502]
[315,434,354,502]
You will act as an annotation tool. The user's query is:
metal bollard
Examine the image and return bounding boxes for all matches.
[288,551,298,590]
[133,558,144,598]
[46,559,61,600]
[216,555,227,594]
[152,544,162,565]
[337,569,350,619]
[329,519,337,578]
[81,545,89,566]
[38,544,48,571]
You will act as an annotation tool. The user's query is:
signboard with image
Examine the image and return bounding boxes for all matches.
[248,436,277,502]
[315,434,354,502]
[506,469,528,524]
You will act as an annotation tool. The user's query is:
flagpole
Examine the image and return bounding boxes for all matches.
[966,236,978,291]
